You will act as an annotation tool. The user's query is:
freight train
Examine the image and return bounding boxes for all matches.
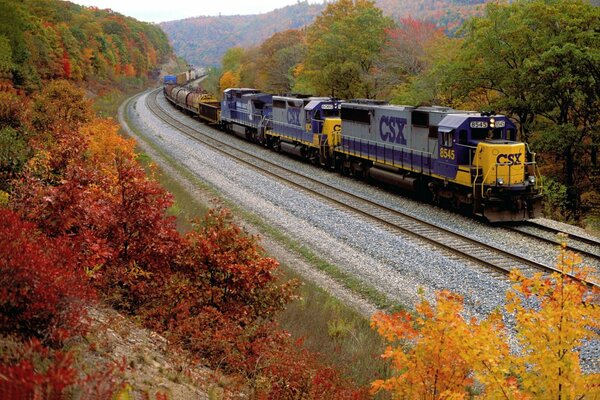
[163,80,543,222]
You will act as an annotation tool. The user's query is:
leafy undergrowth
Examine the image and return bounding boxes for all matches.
[0,80,369,398]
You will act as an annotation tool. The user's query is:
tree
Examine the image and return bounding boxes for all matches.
[371,291,477,398]
[30,79,92,133]
[220,70,240,91]
[372,244,600,399]
[376,17,445,99]
[505,243,600,398]
[0,208,95,345]
[256,29,306,94]
[221,46,245,73]
[300,0,393,98]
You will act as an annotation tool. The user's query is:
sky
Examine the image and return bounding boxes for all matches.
[68,0,319,23]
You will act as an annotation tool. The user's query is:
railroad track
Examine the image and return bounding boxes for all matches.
[508,222,600,266]
[145,89,599,290]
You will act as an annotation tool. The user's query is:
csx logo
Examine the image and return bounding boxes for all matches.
[496,153,522,165]
[287,108,301,126]
[379,116,407,145]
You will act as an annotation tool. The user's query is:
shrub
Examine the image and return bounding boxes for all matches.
[0,208,95,345]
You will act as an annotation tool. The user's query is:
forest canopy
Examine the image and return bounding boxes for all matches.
[0,0,173,92]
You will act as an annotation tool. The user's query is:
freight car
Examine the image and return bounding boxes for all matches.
[163,85,543,222]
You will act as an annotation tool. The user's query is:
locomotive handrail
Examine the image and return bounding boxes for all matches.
[341,136,433,175]
[271,119,305,130]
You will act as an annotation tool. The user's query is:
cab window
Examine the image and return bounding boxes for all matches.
[507,128,516,141]
[459,130,468,144]
[442,130,454,147]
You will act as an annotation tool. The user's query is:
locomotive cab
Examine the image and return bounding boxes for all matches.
[436,114,542,221]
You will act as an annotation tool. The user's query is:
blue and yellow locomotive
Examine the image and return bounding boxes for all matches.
[164,83,543,222]
[333,102,542,222]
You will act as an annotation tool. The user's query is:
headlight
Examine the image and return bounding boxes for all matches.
[528,175,536,184]
[497,177,504,185]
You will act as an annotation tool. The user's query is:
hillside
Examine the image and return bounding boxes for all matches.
[160,1,324,67]
[160,0,489,67]
[0,0,173,93]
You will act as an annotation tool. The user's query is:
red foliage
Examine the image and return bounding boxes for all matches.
[175,209,294,323]
[11,154,181,312]
[62,50,71,79]
[0,339,76,400]
[142,209,365,398]
[0,339,126,400]
[0,208,95,344]
[95,155,182,310]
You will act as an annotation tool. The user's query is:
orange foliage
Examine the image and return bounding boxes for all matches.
[220,70,240,91]
[371,291,475,399]
[82,118,136,178]
[123,63,136,77]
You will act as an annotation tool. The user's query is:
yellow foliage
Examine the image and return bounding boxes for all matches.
[505,245,600,399]
[371,291,475,399]
[0,190,8,206]
[82,118,136,181]
[372,245,600,399]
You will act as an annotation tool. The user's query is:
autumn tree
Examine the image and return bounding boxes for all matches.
[0,208,95,345]
[300,0,392,98]
[505,243,600,398]
[372,244,600,399]
[220,70,240,91]
[371,291,479,398]
[256,29,306,94]
[144,209,297,359]
[375,17,445,99]
[30,79,93,133]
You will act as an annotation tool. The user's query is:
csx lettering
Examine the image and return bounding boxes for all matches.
[440,148,455,160]
[379,116,407,145]
[287,108,301,126]
[496,153,522,165]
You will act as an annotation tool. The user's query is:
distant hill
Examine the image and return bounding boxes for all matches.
[160,1,323,67]
[160,0,491,68]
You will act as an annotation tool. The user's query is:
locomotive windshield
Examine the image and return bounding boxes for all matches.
[321,107,339,118]
[471,128,503,141]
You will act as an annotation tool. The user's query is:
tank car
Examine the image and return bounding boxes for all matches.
[335,102,542,222]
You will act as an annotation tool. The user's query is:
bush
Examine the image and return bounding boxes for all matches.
[0,208,95,345]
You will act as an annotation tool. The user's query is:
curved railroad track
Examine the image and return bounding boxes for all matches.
[145,88,599,290]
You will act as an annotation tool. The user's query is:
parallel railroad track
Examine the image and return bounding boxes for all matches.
[508,222,600,265]
[145,88,599,291]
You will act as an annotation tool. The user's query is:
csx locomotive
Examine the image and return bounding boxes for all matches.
[163,81,543,222]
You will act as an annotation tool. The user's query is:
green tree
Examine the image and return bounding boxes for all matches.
[300,0,392,98]
[0,35,13,80]
[221,46,245,73]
